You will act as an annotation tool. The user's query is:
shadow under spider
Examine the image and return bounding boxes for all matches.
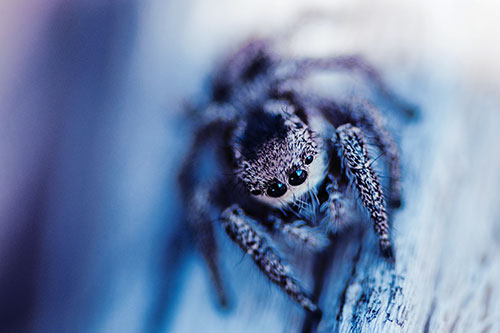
[301,226,369,333]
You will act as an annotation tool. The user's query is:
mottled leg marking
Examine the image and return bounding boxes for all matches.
[320,174,346,232]
[221,205,319,313]
[307,95,403,208]
[188,186,229,307]
[336,124,394,258]
[351,101,403,207]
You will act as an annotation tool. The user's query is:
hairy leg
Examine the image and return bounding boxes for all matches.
[289,55,418,118]
[213,38,275,93]
[336,124,393,258]
[320,174,347,232]
[186,185,229,308]
[179,121,234,308]
[267,215,329,251]
[349,100,403,207]
[221,205,320,314]
[305,94,403,208]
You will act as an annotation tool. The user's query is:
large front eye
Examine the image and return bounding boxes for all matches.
[305,155,314,165]
[267,181,287,197]
[289,169,307,186]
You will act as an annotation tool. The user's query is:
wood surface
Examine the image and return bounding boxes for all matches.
[5,1,497,332]
[167,2,500,332]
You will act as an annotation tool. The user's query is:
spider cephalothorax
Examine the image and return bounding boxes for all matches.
[179,37,415,322]
[232,103,327,207]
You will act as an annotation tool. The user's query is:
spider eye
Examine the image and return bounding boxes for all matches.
[305,155,314,164]
[266,181,287,198]
[289,169,307,186]
[250,189,262,196]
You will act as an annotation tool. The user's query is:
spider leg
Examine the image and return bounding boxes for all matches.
[349,100,403,207]
[290,55,418,118]
[211,38,275,99]
[221,205,320,314]
[335,124,394,259]
[179,120,233,308]
[306,95,403,208]
[186,185,229,308]
[268,215,329,251]
[320,174,347,232]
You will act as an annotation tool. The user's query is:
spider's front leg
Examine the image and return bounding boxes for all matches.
[307,96,404,207]
[220,205,320,314]
[335,124,394,259]
[320,174,347,232]
[268,215,329,251]
[348,101,403,207]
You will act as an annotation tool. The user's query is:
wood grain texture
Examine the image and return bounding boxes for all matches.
[166,1,500,332]
[6,1,497,332]
[170,70,500,333]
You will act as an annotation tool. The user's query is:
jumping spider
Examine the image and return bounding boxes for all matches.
[179,38,415,318]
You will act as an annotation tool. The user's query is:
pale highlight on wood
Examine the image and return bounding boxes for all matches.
[168,1,500,332]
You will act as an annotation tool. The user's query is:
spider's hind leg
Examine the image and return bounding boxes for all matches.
[293,55,418,119]
[186,185,230,308]
[215,38,275,89]
[336,124,394,259]
[179,121,234,309]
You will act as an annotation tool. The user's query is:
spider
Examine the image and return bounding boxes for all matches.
[178,37,415,319]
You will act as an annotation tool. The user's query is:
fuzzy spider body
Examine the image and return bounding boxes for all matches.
[179,39,414,317]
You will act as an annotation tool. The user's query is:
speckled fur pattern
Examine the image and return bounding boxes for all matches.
[336,124,392,257]
[232,102,327,207]
[320,174,346,233]
[179,37,415,319]
[221,205,319,313]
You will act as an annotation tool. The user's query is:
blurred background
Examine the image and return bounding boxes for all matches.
[1,0,499,332]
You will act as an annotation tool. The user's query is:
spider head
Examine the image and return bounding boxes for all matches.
[233,103,327,208]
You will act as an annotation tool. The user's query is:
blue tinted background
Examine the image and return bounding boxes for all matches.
[1,0,500,332]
